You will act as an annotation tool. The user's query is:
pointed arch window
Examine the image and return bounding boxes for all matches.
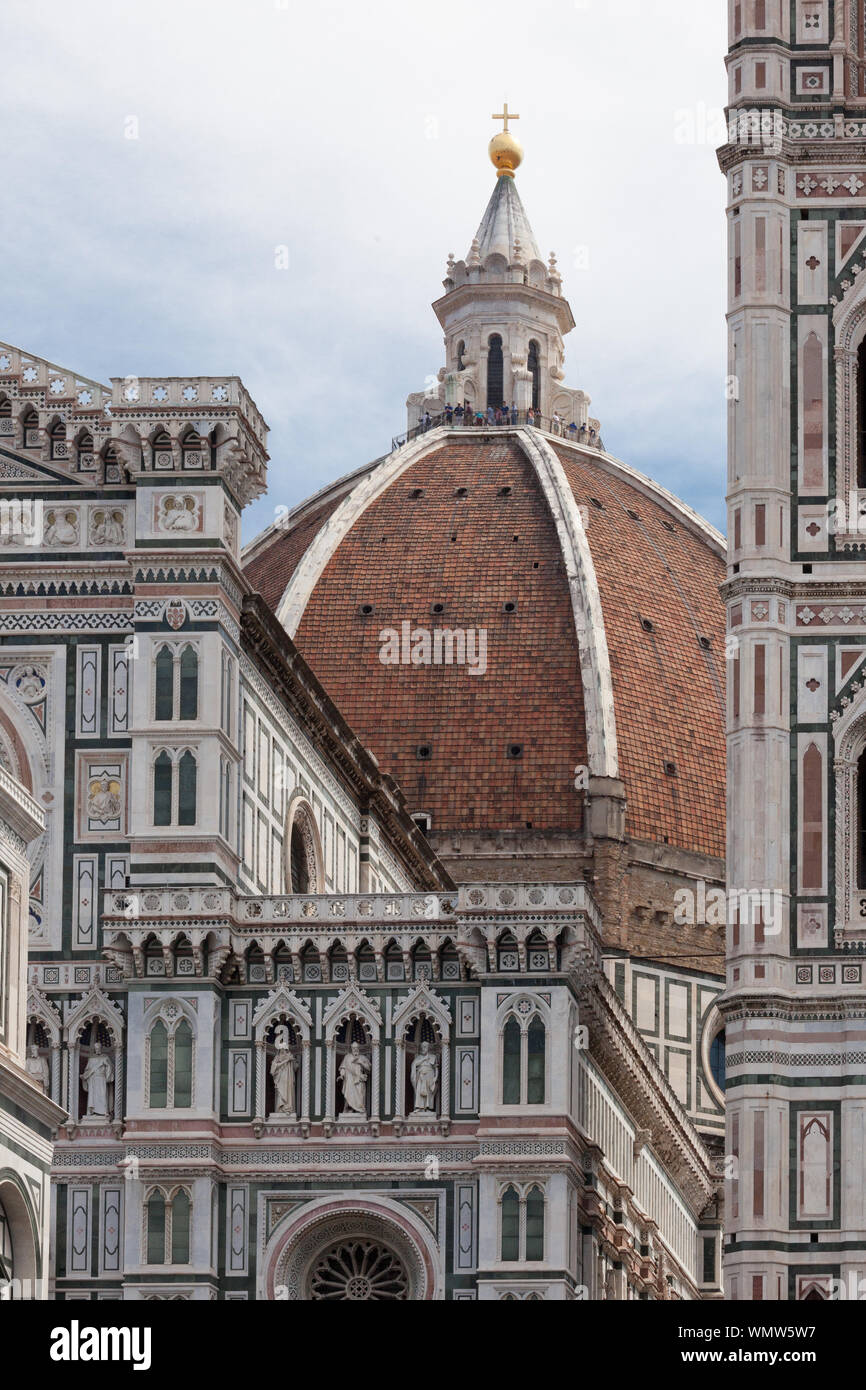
[502,1016,521,1104]
[500,1183,546,1263]
[154,644,198,721]
[501,1003,548,1105]
[149,1021,169,1106]
[148,1013,194,1108]
[525,1186,545,1261]
[145,1187,192,1266]
[528,340,540,411]
[501,1186,520,1261]
[152,748,198,828]
[146,1190,166,1264]
[153,752,173,826]
[178,751,197,826]
[487,334,504,409]
[527,1017,546,1104]
[155,647,174,720]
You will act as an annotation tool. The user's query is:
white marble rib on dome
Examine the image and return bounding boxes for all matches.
[471,175,542,265]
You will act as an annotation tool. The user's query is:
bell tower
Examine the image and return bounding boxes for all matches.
[719,0,866,1302]
[408,110,591,429]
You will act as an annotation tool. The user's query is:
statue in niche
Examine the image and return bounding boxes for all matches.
[82,1040,114,1117]
[410,1040,439,1113]
[338,1041,370,1115]
[270,1036,296,1116]
[25,1043,49,1092]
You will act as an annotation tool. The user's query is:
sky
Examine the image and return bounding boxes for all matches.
[0,0,729,539]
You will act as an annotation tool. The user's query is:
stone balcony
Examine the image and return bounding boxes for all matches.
[101,882,602,983]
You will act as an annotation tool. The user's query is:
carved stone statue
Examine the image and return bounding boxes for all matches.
[82,1041,113,1118]
[25,1043,49,1092]
[410,1040,439,1113]
[270,1038,296,1116]
[338,1042,370,1115]
[88,775,122,823]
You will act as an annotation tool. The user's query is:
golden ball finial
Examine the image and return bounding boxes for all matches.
[489,104,522,178]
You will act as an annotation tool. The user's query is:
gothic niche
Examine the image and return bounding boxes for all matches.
[404,1016,439,1116]
[266,1018,300,1118]
[336,1018,371,1119]
[78,1022,115,1120]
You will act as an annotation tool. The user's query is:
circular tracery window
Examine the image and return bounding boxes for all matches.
[308,1239,409,1300]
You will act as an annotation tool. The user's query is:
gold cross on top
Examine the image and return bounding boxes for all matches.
[492,104,520,133]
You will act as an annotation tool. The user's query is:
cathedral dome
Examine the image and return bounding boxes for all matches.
[244,130,727,927]
[244,428,726,866]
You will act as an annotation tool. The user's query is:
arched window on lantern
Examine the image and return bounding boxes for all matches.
[528,340,540,411]
[456,340,466,371]
[487,334,504,409]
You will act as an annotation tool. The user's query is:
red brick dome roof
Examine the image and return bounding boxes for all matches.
[244,428,726,860]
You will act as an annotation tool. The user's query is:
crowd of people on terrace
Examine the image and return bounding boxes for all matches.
[415,402,601,446]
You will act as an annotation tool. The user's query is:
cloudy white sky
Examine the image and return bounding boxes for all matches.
[1,0,729,538]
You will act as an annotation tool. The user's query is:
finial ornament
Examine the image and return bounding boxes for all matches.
[489,103,523,179]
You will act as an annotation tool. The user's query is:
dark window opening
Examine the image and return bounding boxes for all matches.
[528,340,540,411]
[290,822,310,894]
[487,334,504,409]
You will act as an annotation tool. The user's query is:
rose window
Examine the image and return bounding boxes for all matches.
[308,1240,409,1300]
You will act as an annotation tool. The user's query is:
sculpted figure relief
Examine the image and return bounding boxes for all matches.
[410,1040,439,1113]
[270,1037,296,1115]
[44,508,79,545]
[88,774,122,823]
[338,1041,371,1115]
[26,1043,49,1092]
[82,1041,113,1117]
